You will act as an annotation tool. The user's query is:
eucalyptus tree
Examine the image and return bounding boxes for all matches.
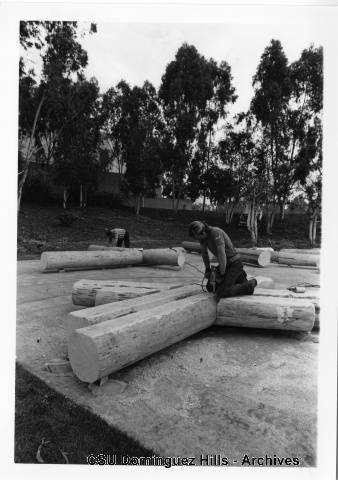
[105,80,164,214]
[250,39,292,233]
[122,81,164,214]
[159,43,236,213]
[193,58,237,210]
[18,21,96,211]
[100,81,134,181]
[251,40,323,233]
[52,79,103,208]
[296,117,322,245]
[214,121,256,224]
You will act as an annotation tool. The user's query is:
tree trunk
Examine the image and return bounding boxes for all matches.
[280,248,320,255]
[278,201,285,222]
[142,248,185,267]
[225,201,236,225]
[17,94,45,212]
[182,241,202,253]
[68,294,216,383]
[272,252,319,268]
[84,184,87,208]
[175,182,183,213]
[309,212,317,246]
[202,192,206,213]
[41,249,144,272]
[67,284,201,331]
[246,201,258,245]
[88,245,143,252]
[232,248,271,267]
[266,208,275,235]
[63,187,69,209]
[71,279,183,307]
[135,194,141,215]
[215,295,315,332]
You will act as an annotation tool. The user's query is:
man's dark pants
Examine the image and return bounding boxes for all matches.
[216,259,254,298]
[117,230,130,248]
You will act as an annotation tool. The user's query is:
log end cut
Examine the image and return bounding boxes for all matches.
[68,331,100,383]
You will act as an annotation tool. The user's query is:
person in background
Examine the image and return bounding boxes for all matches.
[105,227,130,247]
[188,220,257,302]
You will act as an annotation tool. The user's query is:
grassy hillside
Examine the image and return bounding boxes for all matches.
[17,203,319,259]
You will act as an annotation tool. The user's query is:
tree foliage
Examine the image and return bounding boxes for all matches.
[250,40,323,233]
[159,43,236,212]
[18,21,97,210]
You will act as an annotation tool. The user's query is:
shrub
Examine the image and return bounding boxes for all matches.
[21,168,55,204]
[56,212,77,227]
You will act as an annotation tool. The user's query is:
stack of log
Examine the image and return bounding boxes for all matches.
[66,276,317,384]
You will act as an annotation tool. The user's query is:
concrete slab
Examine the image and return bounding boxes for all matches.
[16,253,319,466]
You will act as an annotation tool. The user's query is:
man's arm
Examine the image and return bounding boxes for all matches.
[216,244,227,275]
[211,229,227,275]
[200,243,211,271]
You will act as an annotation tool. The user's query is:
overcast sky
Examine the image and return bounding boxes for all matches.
[79,21,324,118]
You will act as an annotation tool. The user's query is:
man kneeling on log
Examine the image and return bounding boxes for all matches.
[188,221,257,302]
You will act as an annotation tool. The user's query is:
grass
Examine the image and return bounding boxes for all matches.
[15,364,155,464]
[15,201,320,463]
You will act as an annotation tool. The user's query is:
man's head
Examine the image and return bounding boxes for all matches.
[188,221,207,241]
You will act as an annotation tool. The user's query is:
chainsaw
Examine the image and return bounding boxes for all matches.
[206,265,223,293]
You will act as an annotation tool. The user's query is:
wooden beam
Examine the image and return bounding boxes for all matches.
[41,250,143,273]
[66,284,202,334]
[72,279,183,307]
[68,294,216,383]
[215,296,315,331]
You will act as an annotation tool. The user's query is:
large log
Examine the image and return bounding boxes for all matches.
[88,245,143,252]
[66,284,202,334]
[253,287,319,308]
[182,241,201,253]
[253,288,320,329]
[72,279,183,307]
[142,248,185,267]
[68,294,216,383]
[89,246,185,267]
[272,252,319,268]
[41,250,143,273]
[280,248,320,255]
[234,248,271,267]
[215,296,315,331]
[183,243,270,267]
